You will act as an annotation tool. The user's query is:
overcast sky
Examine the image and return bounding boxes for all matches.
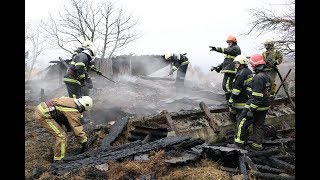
[25,0,289,70]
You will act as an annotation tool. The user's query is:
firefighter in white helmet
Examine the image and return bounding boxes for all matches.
[163,53,189,90]
[63,40,100,98]
[34,96,93,161]
[262,39,283,97]
[227,55,253,122]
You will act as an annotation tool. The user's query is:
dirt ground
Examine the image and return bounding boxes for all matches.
[25,102,247,179]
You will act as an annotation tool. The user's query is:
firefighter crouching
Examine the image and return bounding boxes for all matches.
[34,96,93,161]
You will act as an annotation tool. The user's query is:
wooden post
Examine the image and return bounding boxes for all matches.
[199,101,220,133]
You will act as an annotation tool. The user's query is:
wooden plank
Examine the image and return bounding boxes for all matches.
[199,101,220,133]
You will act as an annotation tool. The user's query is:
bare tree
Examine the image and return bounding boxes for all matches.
[242,0,295,56]
[40,0,140,58]
[25,26,47,80]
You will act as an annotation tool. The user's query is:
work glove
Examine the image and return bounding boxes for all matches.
[96,71,102,75]
[210,66,216,72]
[209,46,217,51]
[246,109,254,118]
[227,99,233,107]
[80,141,89,153]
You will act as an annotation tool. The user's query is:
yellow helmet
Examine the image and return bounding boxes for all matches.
[76,96,93,111]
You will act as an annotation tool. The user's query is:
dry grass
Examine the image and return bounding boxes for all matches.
[159,159,231,180]
[107,150,167,179]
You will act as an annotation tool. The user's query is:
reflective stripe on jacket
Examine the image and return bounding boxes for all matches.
[229,65,253,109]
[215,44,241,74]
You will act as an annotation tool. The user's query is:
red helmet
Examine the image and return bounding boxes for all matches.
[226,35,237,43]
[249,54,265,68]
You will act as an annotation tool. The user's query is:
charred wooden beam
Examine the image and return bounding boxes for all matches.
[268,157,295,173]
[247,148,281,158]
[249,170,295,180]
[101,116,129,149]
[271,154,295,164]
[165,151,200,164]
[50,136,192,175]
[172,138,205,151]
[241,155,258,171]
[255,164,287,174]
[239,156,249,180]
[161,110,179,134]
[130,125,168,137]
[263,138,295,145]
[199,101,220,133]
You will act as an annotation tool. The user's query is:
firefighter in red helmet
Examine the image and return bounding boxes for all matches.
[231,54,272,151]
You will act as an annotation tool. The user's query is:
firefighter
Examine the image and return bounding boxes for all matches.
[209,35,241,102]
[262,39,283,97]
[34,96,93,161]
[227,55,253,122]
[232,54,272,151]
[63,40,100,99]
[164,53,189,90]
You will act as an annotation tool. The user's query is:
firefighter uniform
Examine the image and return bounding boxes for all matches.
[166,53,189,89]
[234,65,271,150]
[210,40,241,101]
[34,97,88,161]
[228,64,253,121]
[262,41,283,95]
[63,51,95,98]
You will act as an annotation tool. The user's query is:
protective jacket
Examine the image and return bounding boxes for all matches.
[246,65,272,111]
[63,52,93,86]
[215,44,241,74]
[262,48,283,70]
[38,97,88,142]
[229,65,253,109]
[170,53,189,69]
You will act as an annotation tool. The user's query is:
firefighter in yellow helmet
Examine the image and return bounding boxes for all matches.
[262,39,283,97]
[34,96,93,161]
[209,35,241,102]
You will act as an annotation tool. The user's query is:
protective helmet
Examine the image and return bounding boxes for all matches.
[164,53,173,60]
[82,40,97,57]
[226,35,237,43]
[249,54,266,68]
[76,96,93,111]
[233,55,248,65]
[264,39,274,46]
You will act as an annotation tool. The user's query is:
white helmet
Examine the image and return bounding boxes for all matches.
[82,40,97,57]
[164,53,173,60]
[233,55,248,65]
[76,96,93,111]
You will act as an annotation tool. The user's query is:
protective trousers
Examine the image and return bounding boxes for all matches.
[65,82,82,98]
[234,108,268,150]
[266,70,277,95]
[34,103,67,161]
[222,73,235,101]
